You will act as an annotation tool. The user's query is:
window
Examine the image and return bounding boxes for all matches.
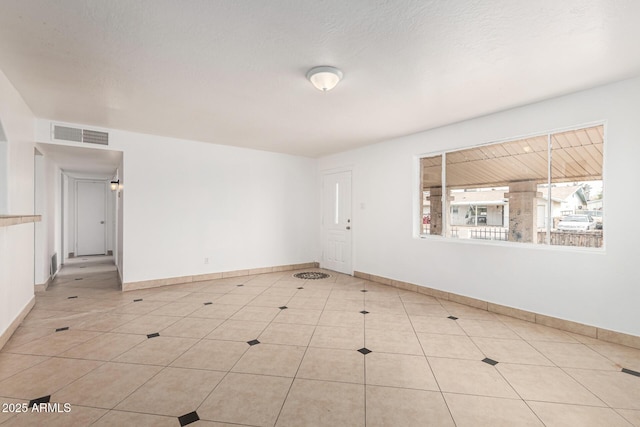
[419,125,604,248]
[420,155,442,235]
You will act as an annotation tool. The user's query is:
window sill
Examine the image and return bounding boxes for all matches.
[417,233,606,254]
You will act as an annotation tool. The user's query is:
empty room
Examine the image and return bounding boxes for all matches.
[1,1,640,426]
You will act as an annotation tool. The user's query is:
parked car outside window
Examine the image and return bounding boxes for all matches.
[557,215,596,232]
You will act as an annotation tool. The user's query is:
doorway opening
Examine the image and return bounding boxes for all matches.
[33,143,123,292]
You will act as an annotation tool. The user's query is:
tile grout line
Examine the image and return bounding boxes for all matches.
[193,274,324,424]
[553,365,616,409]
[7,263,640,425]
[583,341,639,373]
[442,302,570,424]
[490,315,616,412]
[363,278,368,427]
[398,289,457,424]
[272,276,341,427]
[443,300,545,420]
[14,268,252,424]
[185,275,287,423]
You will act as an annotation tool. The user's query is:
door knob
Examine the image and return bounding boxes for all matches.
[100,221,105,224]
[346,226,351,230]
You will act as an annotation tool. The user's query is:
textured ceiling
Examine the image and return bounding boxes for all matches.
[1,0,640,157]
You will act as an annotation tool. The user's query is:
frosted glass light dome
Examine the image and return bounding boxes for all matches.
[306,66,343,91]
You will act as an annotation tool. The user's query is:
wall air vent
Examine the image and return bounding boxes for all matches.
[52,124,109,145]
[0,119,7,142]
[53,125,82,142]
[82,129,109,145]
[51,252,58,276]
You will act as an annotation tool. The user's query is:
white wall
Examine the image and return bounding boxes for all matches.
[115,163,124,281]
[62,174,69,260]
[319,76,640,337]
[45,161,61,273]
[66,176,76,257]
[34,151,47,284]
[0,69,36,338]
[35,124,319,284]
[0,137,7,214]
[117,134,318,283]
[34,153,63,284]
[106,179,115,254]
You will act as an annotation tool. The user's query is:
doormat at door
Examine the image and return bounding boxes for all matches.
[293,272,330,280]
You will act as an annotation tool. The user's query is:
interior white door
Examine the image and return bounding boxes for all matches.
[77,181,106,256]
[322,171,352,274]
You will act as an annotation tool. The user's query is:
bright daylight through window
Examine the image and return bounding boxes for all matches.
[420,125,604,248]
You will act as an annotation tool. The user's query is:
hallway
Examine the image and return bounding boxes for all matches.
[1,259,639,426]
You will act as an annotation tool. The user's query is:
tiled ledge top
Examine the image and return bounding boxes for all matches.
[0,215,42,227]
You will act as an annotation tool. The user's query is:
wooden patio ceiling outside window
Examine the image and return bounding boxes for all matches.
[422,125,604,190]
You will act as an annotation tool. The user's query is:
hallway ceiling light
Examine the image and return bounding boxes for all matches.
[306,66,343,91]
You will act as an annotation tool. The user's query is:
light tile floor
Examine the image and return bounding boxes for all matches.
[1,256,640,426]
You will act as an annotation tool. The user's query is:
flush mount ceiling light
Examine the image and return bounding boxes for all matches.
[306,66,343,91]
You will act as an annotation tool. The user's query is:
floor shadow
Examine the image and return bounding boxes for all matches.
[49,255,120,291]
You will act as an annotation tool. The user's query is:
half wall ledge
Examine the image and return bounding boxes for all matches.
[354,271,640,351]
[0,215,41,227]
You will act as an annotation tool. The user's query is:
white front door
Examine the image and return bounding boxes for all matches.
[77,181,106,256]
[322,171,352,274]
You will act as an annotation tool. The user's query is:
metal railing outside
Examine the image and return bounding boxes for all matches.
[470,228,508,241]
